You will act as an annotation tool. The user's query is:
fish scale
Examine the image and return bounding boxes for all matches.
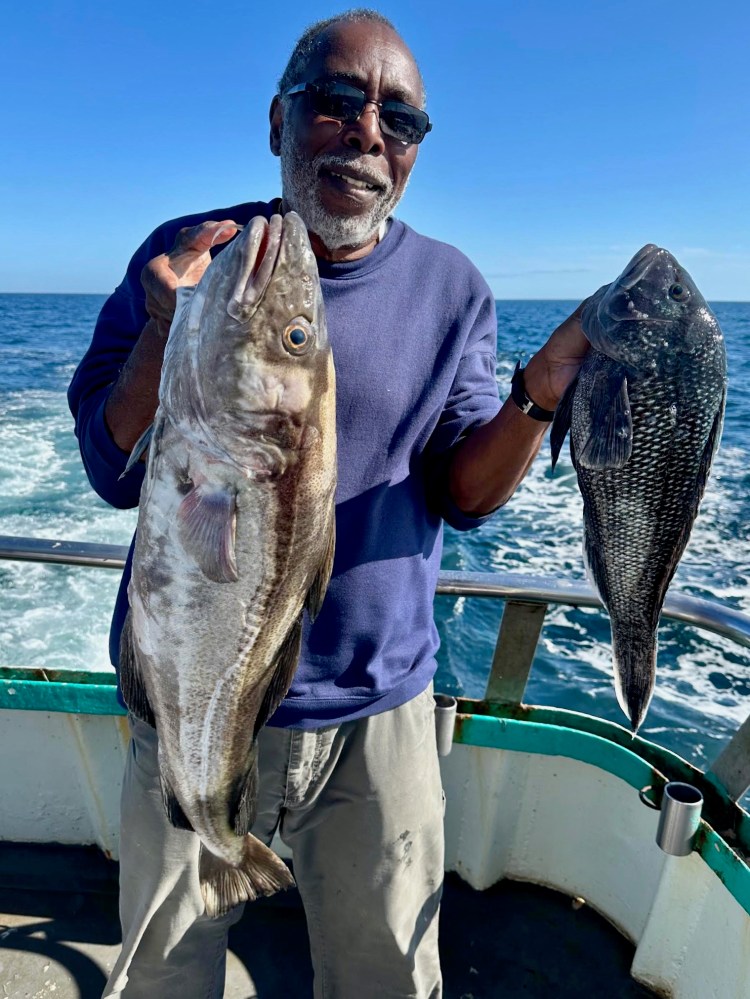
[551,245,726,731]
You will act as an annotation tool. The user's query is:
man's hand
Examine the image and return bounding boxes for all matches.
[447,287,606,516]
[141,220,241,337]
[522,287,606,411]
[105,220,241,454]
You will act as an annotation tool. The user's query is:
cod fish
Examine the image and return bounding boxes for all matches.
[120,212,336,916]
[551,244,726,732]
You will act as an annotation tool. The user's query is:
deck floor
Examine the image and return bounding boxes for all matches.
[0,844,654,998]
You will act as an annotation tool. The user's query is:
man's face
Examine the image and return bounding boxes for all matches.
[272,21,423,255]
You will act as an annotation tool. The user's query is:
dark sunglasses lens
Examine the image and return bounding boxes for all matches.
[305,80,431,144]
[309,82,365,121]
[380,103,430,143]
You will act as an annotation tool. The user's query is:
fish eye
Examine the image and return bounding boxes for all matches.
[669,283,689,302]
[282,320,314,356]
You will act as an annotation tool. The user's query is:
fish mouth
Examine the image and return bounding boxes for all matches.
[226,215,284,321]
[615,243,662,291]
[599,243,674,325]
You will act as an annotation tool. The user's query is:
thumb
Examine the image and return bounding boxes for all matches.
[171,220,241,257]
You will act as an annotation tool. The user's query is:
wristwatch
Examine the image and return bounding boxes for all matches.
[510,362,556,422]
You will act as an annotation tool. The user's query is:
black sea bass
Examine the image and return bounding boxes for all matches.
[551,244,726,732]
[121,212,336,915]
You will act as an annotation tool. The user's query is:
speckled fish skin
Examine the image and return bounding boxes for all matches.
[122,212,336,915]
[551,244,726,732]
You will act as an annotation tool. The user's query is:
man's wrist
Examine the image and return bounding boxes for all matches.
[510,363,556,421]
[514,354,560,414]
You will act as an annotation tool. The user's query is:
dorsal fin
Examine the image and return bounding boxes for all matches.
[305,519,336,620]
[118,610,155,727]
[253,615,304,739]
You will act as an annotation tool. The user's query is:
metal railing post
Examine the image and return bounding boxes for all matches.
[484,600,548,703]
[706,714,750,802]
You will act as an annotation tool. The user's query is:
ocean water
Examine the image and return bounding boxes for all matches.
[1,293,749,773]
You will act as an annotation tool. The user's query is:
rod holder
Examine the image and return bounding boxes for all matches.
[434,694,457,757]
[640,782,704,857]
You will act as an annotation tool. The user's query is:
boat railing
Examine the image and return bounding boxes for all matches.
[2,533,750,801]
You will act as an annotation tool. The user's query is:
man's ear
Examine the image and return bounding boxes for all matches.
[269,96,283,157]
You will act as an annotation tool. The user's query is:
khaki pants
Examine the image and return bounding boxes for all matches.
[104,685,444,998]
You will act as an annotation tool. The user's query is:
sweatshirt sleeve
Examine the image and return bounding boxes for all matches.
[425,276,501,531]
[67,227,170,509]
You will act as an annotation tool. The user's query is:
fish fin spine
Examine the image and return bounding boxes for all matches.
[119,611,156,727]
[119,423,154,480]
[232,744,259,836]
[253,615,304,738]
[305,516,335,620]
[199,837,294,917]
[160,774,194,831]
[550,374,578,471]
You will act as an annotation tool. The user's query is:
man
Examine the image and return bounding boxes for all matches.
[68,9,589,998]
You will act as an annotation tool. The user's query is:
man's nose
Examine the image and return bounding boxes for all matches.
[342,101,386,155]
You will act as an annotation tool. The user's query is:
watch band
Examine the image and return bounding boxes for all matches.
[510,362,555,422]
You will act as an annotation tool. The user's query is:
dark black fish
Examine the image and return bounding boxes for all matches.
[551,244,726,731]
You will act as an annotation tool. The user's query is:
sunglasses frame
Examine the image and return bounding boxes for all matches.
[283,78,432,145]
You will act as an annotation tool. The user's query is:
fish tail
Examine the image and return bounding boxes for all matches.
[199,836,294,917]
[611,628,657,734]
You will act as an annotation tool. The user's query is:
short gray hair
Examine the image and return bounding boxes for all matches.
[277,9,425,106]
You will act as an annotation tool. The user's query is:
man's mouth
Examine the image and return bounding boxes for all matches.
[320,166,386,194]
[329,170,380,191]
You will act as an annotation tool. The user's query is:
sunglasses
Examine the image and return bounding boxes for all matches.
[283,78,432,145]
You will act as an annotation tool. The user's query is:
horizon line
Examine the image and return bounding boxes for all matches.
[1,291,748,304]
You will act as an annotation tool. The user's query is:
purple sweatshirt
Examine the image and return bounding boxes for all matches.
[68,199,500,729]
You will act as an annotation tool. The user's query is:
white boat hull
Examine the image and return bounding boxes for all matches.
[1,683,749,998]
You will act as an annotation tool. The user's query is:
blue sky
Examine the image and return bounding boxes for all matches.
[2,0,748,299]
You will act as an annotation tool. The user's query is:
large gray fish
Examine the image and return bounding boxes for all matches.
[120,212,336,916]
[551,244,726,732]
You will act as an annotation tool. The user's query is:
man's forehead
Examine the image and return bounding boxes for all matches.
[301,22,423,105]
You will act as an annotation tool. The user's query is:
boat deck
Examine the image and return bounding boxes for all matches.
[0,843,654,998]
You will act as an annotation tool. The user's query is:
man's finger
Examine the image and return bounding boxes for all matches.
[140,220,242,328]
[171,220,241,256]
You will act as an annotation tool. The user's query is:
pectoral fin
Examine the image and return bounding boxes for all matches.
[577,360,632,469]
[177,483,238,582]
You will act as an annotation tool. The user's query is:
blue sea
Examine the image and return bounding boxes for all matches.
[1,293,749,774]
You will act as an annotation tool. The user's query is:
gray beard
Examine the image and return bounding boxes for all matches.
[280,130,406,252]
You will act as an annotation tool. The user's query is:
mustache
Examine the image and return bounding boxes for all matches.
[314,152,392,193]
